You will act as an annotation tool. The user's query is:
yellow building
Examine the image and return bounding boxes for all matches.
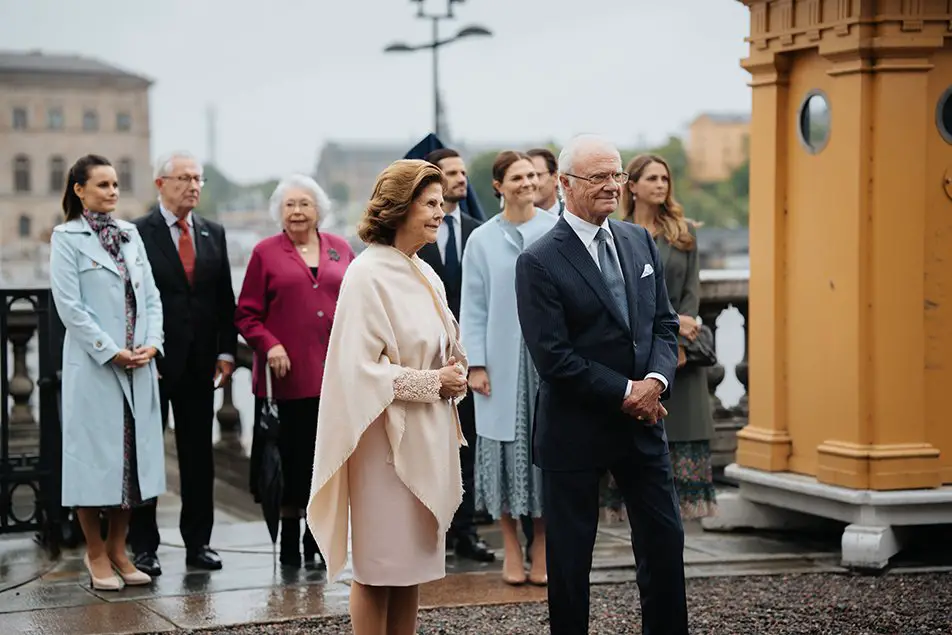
[0,51,153,250]
[710,0,952,569]
[687,112,750,182]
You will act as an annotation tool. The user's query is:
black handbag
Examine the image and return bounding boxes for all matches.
[680,323,717,368]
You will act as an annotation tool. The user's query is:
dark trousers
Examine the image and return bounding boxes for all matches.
[543,451,688,635]
[448,392,477,540]
[129,368,216,554]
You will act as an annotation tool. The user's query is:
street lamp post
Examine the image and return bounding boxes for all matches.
[383,0,492,140]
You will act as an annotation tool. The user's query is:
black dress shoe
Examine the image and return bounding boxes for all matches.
[454,535,496,562]
[186,546,223,570]
[133,551,162,577]
[302,526,326,571]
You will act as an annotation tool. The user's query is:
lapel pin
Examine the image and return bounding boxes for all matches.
[328,248,340,262]
[200,229,210,237]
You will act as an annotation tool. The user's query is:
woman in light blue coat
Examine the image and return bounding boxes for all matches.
[50,155,165,591]
[460,151,557,586]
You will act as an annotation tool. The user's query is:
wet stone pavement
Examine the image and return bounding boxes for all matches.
[1,490,949,634]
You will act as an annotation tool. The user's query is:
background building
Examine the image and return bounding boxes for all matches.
[687,112,750,183]
[0,50,153,253]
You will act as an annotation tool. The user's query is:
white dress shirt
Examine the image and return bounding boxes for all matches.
[158,202,194,247]
[436,205,463,266]
[158,202,234,366]
[562,208,669,397]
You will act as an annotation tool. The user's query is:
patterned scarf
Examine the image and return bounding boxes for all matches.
[83,209,130,277]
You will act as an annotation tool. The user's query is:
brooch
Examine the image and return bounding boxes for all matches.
[328,248,340,262]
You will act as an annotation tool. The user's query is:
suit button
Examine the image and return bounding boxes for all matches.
[134,281,140,288]
[317,310,325,317]
[313,283,319,289]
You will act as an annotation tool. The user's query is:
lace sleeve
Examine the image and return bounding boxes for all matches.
[393,368,442,403]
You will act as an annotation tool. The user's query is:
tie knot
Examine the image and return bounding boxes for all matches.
[175,218,189,230]
[444,215,455,227]
[596,227,611,243]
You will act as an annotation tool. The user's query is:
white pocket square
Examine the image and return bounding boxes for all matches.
[641,264,654,278]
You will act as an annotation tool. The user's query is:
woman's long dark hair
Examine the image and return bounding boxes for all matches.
[62,154,112,221]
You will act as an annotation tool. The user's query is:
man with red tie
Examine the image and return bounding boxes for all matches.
[128,151,238,575]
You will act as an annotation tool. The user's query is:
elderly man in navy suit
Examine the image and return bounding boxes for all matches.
[515,134,686,635]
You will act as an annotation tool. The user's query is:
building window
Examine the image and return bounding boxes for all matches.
[82,109,99,131]
[116,112,131,132]
[937,86,952,144]
[14,155,31,192]
[118,158,133,192]
[12,107,28,130]
[797,90,831,154]
[47,107,64,130]
[18,214,32,238]
[49,156,66,193]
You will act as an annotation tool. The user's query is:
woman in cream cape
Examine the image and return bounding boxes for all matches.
[307,159,469,635]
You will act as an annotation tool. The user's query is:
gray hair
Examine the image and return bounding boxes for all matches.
[153,151,202,180]
[557,134,620,177]
[268,174,332,226]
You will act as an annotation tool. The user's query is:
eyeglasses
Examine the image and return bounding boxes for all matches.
[563,171,629,186]
[162,175,206,187]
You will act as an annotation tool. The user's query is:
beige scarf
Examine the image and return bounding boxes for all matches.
[306,244,467,583]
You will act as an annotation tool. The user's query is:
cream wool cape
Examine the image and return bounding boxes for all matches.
[306,243,467,583]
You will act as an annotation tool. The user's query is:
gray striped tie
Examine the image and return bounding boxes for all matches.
[595,228,629,327]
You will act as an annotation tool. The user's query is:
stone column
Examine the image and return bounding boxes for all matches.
[734,49,794,473]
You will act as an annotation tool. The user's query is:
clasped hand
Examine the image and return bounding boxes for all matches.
[112,346,157,370]
[438,356,467,400]
[621,379,668,423]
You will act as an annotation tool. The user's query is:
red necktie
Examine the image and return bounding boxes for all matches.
[176,218,195,284]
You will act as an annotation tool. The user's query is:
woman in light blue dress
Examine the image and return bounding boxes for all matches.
[460,151,558,585]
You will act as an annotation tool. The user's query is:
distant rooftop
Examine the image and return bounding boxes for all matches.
[694,112,751,125]
[0,50,151,84]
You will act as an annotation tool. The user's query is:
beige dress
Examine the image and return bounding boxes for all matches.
[307,245,467,586]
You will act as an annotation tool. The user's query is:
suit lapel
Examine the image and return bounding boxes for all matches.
[611,221,640,336]
[461,214,476,250]
[418,242,444,277]
[554,219,628,330]
[280,231,316,281]
[147,208,189,286]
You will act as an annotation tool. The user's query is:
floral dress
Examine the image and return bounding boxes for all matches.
[83,210,143,509]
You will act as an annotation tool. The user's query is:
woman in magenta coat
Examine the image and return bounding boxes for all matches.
[235,174,355,568]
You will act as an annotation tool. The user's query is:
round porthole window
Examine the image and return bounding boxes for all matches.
[937,86,952,144]
[797,90,831,154]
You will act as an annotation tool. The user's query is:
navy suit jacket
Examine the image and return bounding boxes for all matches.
[515,216,680,471]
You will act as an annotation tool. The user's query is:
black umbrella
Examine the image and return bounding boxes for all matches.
[255,369,283,557]
[404,133,486,221]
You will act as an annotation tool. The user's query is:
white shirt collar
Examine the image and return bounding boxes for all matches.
[443,204,462,223]
[562,208,612,249]
[158,200,193,228]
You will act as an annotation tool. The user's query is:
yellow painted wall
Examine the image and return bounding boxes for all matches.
[925,50,952,485]
[735,0,952,490]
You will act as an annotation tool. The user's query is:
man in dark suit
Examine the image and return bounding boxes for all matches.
[418,148,494,563]
[128,152,238,575]
[515,135,686,635]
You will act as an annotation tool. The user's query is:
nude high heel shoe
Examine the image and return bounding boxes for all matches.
[110,558,152,586]
[84,554,121,591]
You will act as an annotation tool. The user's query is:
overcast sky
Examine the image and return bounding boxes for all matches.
[0,0,752,183]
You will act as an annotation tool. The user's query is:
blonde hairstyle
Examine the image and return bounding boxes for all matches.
[357,159,447,245]
[620,154,697,251]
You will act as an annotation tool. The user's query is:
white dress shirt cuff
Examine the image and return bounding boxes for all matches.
[644,372,668,392]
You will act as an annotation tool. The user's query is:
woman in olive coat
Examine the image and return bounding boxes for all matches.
[618,154,717,520]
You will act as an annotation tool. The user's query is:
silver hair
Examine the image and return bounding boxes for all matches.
[557,134,620,176]
[268,174,332,226]
[557,134,620,199]
[153,151,201,180]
